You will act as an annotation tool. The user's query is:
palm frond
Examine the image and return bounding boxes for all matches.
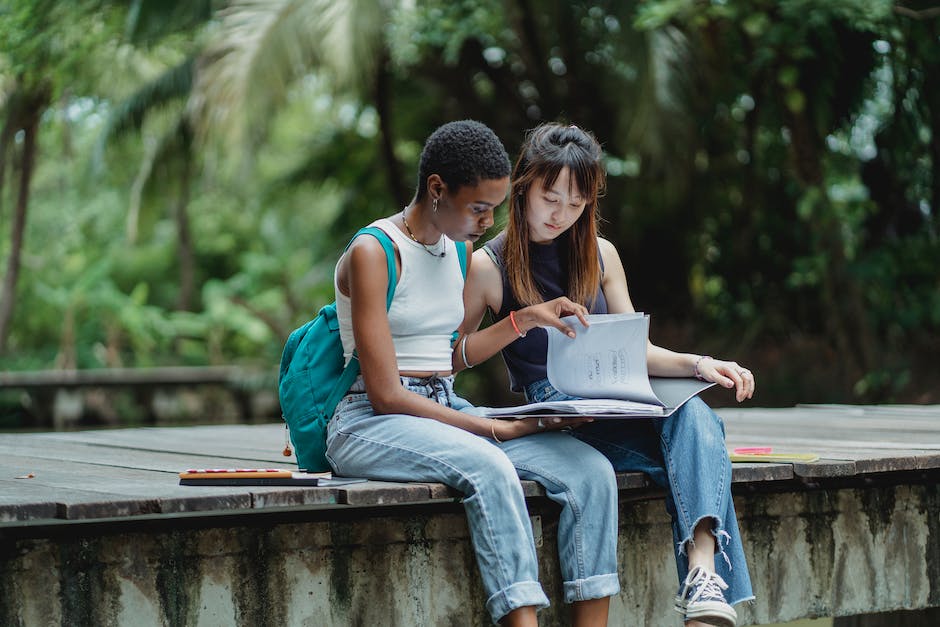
[190,0,391,148]
[93,55,195,172]
[124,0,215,45]
[126,134,160,243]
[127,117,193,243]
[320,0,392,88]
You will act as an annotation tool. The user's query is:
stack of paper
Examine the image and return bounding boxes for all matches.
[483,398,665,418]
[480,313,714,419]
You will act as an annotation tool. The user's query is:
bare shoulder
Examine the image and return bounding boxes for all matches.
[596,236,619,255]
[471,246,500,278]
[344,231,396,280]
[343,235,397,265]
[596,236,623,266]
[468,246,503,310]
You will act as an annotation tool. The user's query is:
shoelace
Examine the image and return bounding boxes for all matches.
[688,570,729,603]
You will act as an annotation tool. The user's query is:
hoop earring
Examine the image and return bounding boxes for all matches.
[432,198,439,213]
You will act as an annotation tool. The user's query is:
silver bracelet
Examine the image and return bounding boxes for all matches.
[460,334,474,369]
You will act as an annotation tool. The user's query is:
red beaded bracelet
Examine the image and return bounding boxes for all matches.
[509,311,527,338]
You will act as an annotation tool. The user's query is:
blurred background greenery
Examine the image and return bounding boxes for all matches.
[1,0,938,425]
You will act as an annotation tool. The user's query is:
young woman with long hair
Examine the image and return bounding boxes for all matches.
[457,123,756,627]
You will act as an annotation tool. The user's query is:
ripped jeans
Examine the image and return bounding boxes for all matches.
[326,375,621,624]
[525,379,754,606]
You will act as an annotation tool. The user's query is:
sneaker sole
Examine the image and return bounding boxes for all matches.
[684,604,737,627]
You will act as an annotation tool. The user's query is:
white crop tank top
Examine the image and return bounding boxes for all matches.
[335,218,465,372]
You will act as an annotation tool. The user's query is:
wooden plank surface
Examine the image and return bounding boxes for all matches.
[720,404,940,478]
[32,425,291,462]
[1,404,937,525]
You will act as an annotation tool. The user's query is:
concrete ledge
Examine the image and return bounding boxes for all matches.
[2,479,937,626]
[2,406,939,625]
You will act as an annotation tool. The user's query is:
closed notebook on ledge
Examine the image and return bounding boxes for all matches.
[178,468,366,486]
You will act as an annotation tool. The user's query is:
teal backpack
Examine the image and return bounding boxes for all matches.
[278,226,467,472]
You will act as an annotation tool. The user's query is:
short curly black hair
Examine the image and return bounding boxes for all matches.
[415,120,511,200]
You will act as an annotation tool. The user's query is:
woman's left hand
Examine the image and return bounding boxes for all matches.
[698,358,755,402]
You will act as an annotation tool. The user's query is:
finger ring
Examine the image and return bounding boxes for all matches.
[537,418,545,429]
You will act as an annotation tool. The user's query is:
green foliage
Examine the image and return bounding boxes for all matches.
[2,0,939,415]
[122,0,216,45]
[0,0,122,93]
[389,0,508,67]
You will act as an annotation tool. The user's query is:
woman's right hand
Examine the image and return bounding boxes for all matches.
[491,415,594,441]
[516,297,590,338]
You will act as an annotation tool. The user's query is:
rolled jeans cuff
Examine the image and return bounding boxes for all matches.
[486,581,549,624]
[563,572,621,603]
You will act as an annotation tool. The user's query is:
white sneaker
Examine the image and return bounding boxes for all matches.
[673,565,737,627]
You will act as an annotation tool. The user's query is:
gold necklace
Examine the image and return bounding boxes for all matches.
[402,209,446,258]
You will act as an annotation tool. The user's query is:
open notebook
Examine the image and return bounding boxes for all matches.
[481,313,714,419]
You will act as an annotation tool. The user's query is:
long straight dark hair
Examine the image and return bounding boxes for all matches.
[504,123,606,306]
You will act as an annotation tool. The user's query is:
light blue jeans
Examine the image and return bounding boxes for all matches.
[326,375,621,624]
[525,379,754,606]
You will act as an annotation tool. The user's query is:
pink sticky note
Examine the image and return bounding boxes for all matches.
[733,447,773,455]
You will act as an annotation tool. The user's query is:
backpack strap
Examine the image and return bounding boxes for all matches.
[342,228,467,368]
[349,226,467,299]
[321,227,397,416]
[448,241,470,347]
[349,226,397,307]
[455,240,468,279]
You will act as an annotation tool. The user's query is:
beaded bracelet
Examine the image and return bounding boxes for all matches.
[694,355,712,381]
[509,311,527,338]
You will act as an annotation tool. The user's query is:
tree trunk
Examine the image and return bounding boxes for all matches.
[922,23,940,224]
[511,0,555,113]
[374,51,406,209]
[0,94,22,229]
[0,105,41,353]
[175,148,195,312]
[55,307,77,369]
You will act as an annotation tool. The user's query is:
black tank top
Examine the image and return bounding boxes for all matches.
[485,232,608,392]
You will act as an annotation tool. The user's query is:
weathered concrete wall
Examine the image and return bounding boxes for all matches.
[733,483,938,625]
[834,606,940,626]
[1,482,937,626]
